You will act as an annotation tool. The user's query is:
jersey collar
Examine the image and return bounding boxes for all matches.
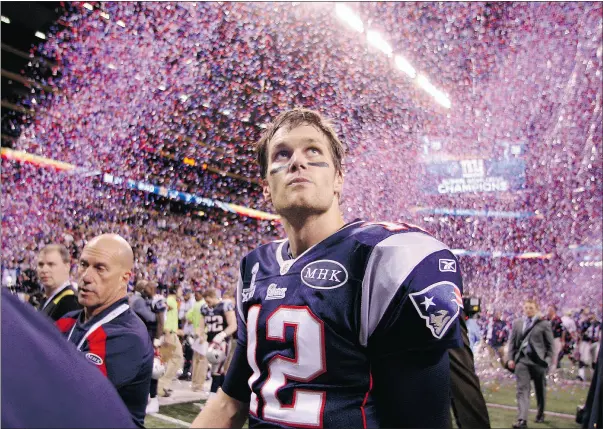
[77,296,129,329]
[276,219,364,275]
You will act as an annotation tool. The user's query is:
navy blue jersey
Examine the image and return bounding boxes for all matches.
[581,319,601,342]
[223,220,463,428]
[57,297,154,427]
[1,289,136,429]
[201,300,235,342]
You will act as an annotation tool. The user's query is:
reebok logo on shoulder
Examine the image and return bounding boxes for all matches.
[439,259,456,273]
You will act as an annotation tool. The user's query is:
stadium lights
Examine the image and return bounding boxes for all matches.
[35,31,46,40]
[116,20,126,27]
[394,55,416,79]
[417,74,451,108]
[83,3,93,10]
[335,4,364,33]
[1,15,10,24]
[332,5,452,109]
[366,30,393,57]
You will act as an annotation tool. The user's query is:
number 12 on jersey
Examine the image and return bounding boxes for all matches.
[246,305,327,427]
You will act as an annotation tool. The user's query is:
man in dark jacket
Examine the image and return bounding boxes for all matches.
[36,244,81,321]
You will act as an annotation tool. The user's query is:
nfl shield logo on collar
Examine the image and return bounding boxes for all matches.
[409,281,463,339]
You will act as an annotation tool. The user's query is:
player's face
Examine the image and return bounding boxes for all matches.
[523,302,537,318]
[144,284,156,298]
[36,250,70,291]
[77,242,130,310]
[206,296,220,307]
[262,124,343,218]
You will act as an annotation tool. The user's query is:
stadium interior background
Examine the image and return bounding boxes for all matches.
[1,2,601,428]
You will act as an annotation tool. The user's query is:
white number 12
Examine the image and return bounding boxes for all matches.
[247,305,326,427]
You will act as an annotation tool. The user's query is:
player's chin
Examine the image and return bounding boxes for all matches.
[78,292,96,305]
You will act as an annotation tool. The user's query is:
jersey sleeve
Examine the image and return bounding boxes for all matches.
[222,259,253,403]
[360,232,464,355]
[200,304,209,317]
[223,300,235,312]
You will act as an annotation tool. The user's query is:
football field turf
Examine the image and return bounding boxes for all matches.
[145,377,588,428]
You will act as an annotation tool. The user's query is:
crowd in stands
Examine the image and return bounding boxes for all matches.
[2,3,601,324]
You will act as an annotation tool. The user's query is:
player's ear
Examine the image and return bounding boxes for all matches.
[334,169,344,196]
[262,180,272,204]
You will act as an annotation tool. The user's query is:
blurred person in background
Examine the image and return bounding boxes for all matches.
[486,311,510,368]
[507,299,554,428]
[179,287,196,381]
[199,288,237,403]
[187,287,209,395]
[578,311,601,382]
[465,313,481,356]
[130,280,167,414]
[36,244,80,321]
[545,305,564,372]
[55,234,154,427]
[221,289,237,373]
[559,309,578,368]
[158,285,184,397]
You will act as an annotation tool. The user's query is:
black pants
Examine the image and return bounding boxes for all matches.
[182,339,193,375]
[150,378,158,398]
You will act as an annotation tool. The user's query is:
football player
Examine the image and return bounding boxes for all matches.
[200,288,237,399]
[192,108,464,428]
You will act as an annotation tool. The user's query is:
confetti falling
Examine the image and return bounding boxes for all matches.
[1,2,601,317]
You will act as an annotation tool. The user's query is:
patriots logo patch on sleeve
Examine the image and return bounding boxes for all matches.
[409,281,463,339]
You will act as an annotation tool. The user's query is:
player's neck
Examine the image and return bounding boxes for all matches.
[43,279,67,298]
[282,209,345,258]
[84,294,126,321]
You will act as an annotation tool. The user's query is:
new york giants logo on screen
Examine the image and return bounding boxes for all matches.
[409,281,463,339]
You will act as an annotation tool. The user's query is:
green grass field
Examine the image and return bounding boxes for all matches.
[146,356,592,428]
[145,379,589,428]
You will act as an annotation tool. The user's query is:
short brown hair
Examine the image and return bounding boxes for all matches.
[135,280,148,293]
[255,108,347,179]
[202,288,218,299]
[39,244,70,264]
[525,298,539,309]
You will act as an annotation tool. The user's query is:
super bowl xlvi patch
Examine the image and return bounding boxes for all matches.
[85,352,104,365]
[409,281,463,339]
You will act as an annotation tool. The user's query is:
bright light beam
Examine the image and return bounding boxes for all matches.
[366,30,393,57]
[335,4,364,33]
[1,15,10,24]
[395,55,416,78]
[34,31,46,40]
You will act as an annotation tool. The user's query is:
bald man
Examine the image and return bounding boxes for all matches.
[56,234,154,428]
